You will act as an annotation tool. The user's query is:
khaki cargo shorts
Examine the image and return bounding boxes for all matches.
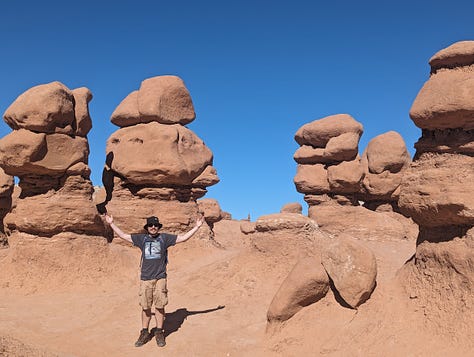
[139,278,168,309]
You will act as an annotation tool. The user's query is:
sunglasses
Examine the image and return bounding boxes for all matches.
[146,224,160,228]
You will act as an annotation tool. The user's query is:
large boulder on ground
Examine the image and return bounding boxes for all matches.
[321,233,377,308]
[267,255,330,323]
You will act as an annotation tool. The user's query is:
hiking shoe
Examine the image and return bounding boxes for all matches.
[134,328,151,347]
[155,328,166,347]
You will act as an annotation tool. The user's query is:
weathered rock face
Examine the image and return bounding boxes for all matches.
[267,255,329,323]
[111,76,195,127]
[321,233,377,308]
[293,115,416,243]
[101,75,219,237]
[4,82,82,135]
[197,198,223,225]
[0,168,14,245]
[263,221,377,325]
[294,114,364,200]
[106,123,213,186]
[280,202,302,214]
[308,202,417,242]
[0,82,106,238]
[400,41,474,229]
[360,131,411,203]
[398,41,474,320]
[242,213,321,260]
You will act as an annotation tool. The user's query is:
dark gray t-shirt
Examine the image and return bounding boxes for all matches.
[131,233,177,280]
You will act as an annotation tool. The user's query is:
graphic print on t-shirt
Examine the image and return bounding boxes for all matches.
[144,240,161,260]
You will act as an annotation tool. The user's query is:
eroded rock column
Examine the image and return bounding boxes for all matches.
[0,82,106,237]
[293,114,415,241]
[100,75,219,237]
[398,41,474,316]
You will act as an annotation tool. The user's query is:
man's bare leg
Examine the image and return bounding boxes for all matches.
[142,308,152,329]
[155,307,165,329]
[154,307,166,347]
[135,309,153,347]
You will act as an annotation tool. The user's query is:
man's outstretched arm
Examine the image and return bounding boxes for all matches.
[104,214,133,243]
[176,216,204,244]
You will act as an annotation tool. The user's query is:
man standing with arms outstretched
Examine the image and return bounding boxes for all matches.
[104,214,204,348]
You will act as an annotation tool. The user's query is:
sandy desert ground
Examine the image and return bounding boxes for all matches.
[0,219,472,357]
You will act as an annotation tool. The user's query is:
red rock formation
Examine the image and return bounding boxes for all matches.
[360,131,411,210]
[267,256,329,323]
[0,82,106,238]
[100,75,219,237]
[290,113,417,313]
[198,198,223,226]
[0,168,13,246]
[110,76,195,127]
[280,202,303,214]
[293,115,416,242]
[321,233,377,308]
[4,82,76,134]
[398,41,474,321]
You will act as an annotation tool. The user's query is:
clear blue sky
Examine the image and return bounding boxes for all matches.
[0,1,472,220]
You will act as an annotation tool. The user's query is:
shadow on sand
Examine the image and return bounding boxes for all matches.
[164,305,225,337]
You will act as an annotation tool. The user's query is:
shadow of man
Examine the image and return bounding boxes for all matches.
[163,305,225,337]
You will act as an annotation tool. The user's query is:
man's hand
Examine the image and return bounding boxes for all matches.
[195,216,204,228]
[176,215,205,244]
[103,214,132,243]
[104,214,113,225]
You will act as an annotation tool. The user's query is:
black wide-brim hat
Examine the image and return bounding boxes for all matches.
[144,216,163,230]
